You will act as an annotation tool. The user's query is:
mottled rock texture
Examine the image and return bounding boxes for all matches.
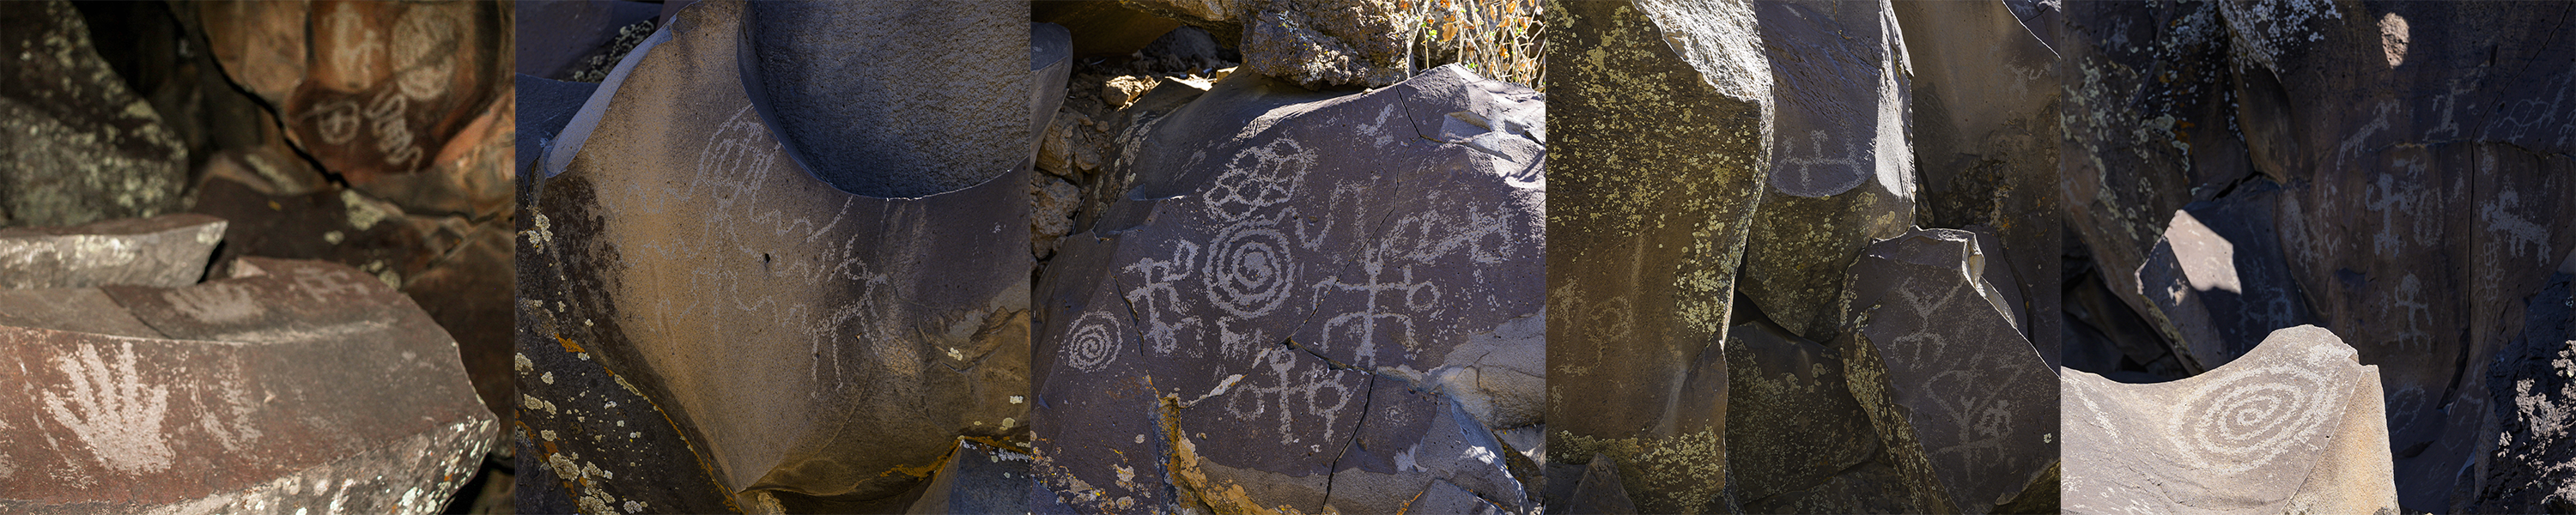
[0,214,224,289]
[1123,0,1411,89]
[2063,325,2398,514]
[0,0,190,228]
[520,0,1032,511]
[1030,64,1541,513]
[0,258,495,514]
[1545,0,1767,512]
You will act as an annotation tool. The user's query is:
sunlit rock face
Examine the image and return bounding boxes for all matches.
[1029,64,1542,514]
[2064,325,2399,515]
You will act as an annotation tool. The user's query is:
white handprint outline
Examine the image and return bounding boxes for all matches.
[40,342,175,475]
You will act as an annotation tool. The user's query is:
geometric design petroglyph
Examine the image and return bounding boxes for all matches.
[2162,353,2343,476]
[1062,311,1124,373]
[1203,213,1297,319]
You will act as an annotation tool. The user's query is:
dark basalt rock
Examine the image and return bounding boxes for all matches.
[1722,316,1910,513]
[520,0,1033,508]
[1892,0,2063,363]
[1737,0,1920,342]
[0,0,190,228]
[1122,0,1411,89]
[2454,273,2576,512]
[2134,183,2317,372]
[1566,453,1640,515]
[1545,1,1768,512]
[2063,325,2398,513]
[1030,64,1541,513]
[513,0,663,82]
[1837,228,2056,514]
[0,257,495,513]
[0,214,225,289]
[2202,3,2576,508]
[742,1,1031,197]
[906,439,1035,515]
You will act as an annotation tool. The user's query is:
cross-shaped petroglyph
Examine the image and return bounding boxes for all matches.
[1220,346,1357,445]
[1125,241,1204,358]
[2364,172,2424,256]
[2392,273,2433,354]
[39,342,175,476]
[1775,130,1866,195]
[1313,252,1437,367]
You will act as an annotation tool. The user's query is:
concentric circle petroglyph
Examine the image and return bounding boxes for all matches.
[1204,221,1297,318]
[2164,360,2342,475]
[1063,311,1123,373]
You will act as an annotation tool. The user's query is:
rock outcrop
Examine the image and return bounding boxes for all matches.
[0,1,191,228]
[1029,64,1542,513]
[519,0,1037,511]
[2063,325,2399,514]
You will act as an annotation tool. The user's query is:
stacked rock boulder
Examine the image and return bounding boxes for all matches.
[1549,1,2060,512]
[0,215,496,513]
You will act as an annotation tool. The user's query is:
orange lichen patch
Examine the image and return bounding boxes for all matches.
[554,333,585,354]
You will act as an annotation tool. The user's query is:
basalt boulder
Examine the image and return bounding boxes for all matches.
[0,0,191,227]
[1030,64,1541,513]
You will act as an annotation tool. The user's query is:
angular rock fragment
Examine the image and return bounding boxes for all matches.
[0,214,225,289]
[1122,0,1411,89]
[1567,454,1640,515]
[1892,0,2063,359]
[1722,317,1911,512]
[0,258,495,513]
[1737,0,1919,342]
[2063,325,2399,514]
[906,438,1034,515]
[1546,0,1768,512]
[2134,183,2316,371]
[1837,228,2055,514]
[0,0,191,227]
[520,0,1032,508]
[1030,63,1541,513]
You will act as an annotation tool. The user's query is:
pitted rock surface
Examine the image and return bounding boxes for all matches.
[0,214,225,289]
[520,0,1032,508]
[0,258,495,514]
[1545,1,1767,512]
[1837,228,2056,514]
[1737,0,1918,342]
[0,0,190,228]
[1030,64,1540,513]
[2063,325,2399,515]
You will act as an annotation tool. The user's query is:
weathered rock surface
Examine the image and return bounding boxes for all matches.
[1891,0,2063,363]
[1030,64,1541,513]
[1837,228,2057,513]
[1122,0,1410,89]
[2453,272,2576,512]
[1546,0,1767,512]
[0,214,225,289]
[513,0,663,82]
[0,0,191,228]
[741,1,1030,197]
[906,439,1035,515]
[520,0,1033,510]
[2063,325,2399,514]
[1722,317,1911,512]
[0,257,496,513]
[1737,0,1918,342]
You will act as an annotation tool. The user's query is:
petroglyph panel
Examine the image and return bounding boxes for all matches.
[1838,229,2055,514]
[267,1,505,183]
[2063,325,2399,514]
[519,0,1030,506]
[1031,64,1542,513]
[0,258,492,512]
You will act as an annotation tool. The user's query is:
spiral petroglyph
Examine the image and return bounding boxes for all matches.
[1203,218,1297,318]
[1062,311,1124,373]
[2163,360,2341,475]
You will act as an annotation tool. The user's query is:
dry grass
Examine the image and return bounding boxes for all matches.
[1405,0,1544,92]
